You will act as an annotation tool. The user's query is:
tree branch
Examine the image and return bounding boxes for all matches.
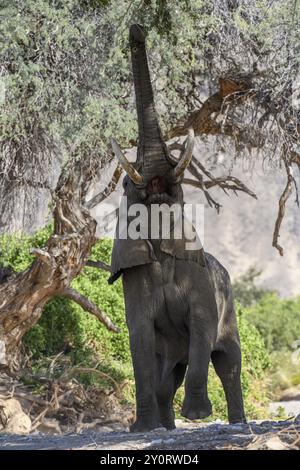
[272,160,295,256]
[168,77,253,139]
[291,150,300,168]
[61,287,119,333]
[205,176,257,199]
[85,164,123,209]
[183,155,257,205]
[85,260,111,272]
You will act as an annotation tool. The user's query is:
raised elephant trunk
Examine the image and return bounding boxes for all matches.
[130,24,170,180]
[111,24,195,186]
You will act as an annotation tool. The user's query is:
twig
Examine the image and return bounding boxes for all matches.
[49,351,65,376]
[85,164,123,209]
[30,387,74,432]
[60,367,122,396]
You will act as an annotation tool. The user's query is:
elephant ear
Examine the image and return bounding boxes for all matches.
[108,238,156,284]
[160,217,206,267]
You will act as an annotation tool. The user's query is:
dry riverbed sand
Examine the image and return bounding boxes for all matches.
[0,418,299,450]
[1,373,300,450]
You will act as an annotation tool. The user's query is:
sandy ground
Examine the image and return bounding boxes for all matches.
[0,419,299,450]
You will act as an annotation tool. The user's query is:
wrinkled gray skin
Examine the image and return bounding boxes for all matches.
[109,25,246,432]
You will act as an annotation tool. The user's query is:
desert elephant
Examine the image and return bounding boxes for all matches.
[108,24,246,432]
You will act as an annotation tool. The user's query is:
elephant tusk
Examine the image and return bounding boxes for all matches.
[171,128,195,178]
[111,139,143,185]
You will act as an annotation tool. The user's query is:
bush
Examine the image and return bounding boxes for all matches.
[0,227,129,364]
[232,267,275,307]
[235,305,270,418]
[268,350,300,398]
[233,268,300,403]
[1,228,271,420]
[243,293,300,353]
[233,267,300,352]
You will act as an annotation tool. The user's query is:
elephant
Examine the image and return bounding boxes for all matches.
[108,24,246,432]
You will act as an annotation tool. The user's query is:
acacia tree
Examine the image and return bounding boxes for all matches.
[0,0,299,369]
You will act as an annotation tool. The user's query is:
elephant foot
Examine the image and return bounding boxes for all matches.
[228,414,247,424]
[159,416,176,430]
[158,407,176,430]
[181,396,212,420]
[130,418,161,433]
[161,420,176,430]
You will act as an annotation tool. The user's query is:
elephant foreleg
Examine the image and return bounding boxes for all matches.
[181,340,212,420]
[127,320,160,432]
[181,307,216,420]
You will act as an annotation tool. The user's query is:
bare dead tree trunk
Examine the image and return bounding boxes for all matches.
[0,158,119,371]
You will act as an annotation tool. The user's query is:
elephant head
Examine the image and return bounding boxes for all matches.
[111,24,194,206]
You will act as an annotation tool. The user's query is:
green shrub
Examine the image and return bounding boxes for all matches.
[243,293,300,353]
[232,267,275,307]
[0,227,129,364]
[268,350,300,397]
[233,269,300,401]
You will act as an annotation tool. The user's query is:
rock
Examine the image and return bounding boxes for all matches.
[98,426,114,433]
[294,414,300,424]
[163,438,175,444]
[0,398,31,435]
[151,427,167,432]
[280,387,300,402]
[265,436,288,450]
[229,424,244,431]
[6,413,32,435]
[270,401,300,417]
[149,439,163,445]
[109,423,126,432]
[37,418,62,435]
[214,419,224,424]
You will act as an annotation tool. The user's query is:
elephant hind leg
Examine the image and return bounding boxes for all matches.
[156,358,186,430]
[174,362,187,391]
[211,341,246,424]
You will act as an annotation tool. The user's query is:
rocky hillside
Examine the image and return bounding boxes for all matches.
[200,157,300,298]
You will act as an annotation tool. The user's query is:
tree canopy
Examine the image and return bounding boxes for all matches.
[1,0,299,252]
